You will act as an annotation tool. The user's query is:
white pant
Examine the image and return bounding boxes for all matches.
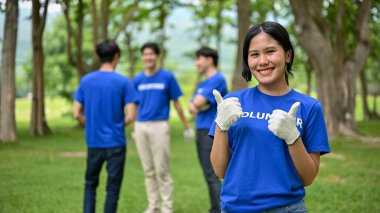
[135,121,173,213]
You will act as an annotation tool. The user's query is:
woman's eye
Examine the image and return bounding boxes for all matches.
[267,49,275,54]
[250,53,259,57]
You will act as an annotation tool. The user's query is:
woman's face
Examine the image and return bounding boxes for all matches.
[247,32,291,88]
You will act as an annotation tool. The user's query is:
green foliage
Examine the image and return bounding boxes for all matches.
[366,1,380,84]
[43,16,78,99]
[185,0,235,47]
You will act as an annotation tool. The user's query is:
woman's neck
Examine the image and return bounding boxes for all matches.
[257,82,291,96]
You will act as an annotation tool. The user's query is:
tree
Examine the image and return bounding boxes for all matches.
[290,0,372,137]
[186,0,234,52]
[360,0,380,120]
[30,0,51,136]
[231,0,250,91]
[0,0,18,142]
[62,0,87,78]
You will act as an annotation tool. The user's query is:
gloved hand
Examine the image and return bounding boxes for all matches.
[183,128,195,141]
[268,102,300,145]
[213,89,243,132]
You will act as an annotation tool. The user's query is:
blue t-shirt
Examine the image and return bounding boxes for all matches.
[73,71,137,148]
[133,68,183,121]
[209,86,330,213]
[192,72,227,130]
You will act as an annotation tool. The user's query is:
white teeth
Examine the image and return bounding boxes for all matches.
[259,68,272,75]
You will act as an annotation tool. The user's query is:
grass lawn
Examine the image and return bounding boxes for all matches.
[0,94,380,212]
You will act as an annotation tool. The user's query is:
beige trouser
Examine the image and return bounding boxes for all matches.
[135,121,173,213]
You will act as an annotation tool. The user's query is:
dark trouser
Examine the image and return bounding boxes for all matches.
[83,146,126,213]
[196,130,221,213]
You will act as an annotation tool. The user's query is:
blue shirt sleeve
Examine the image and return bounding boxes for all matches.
[302,101,330,155]
[196,75,228,106]
[168,74,183,100]
[132,77,140,104]
[123,78,138,105]
[73,80,84,104]
[209,120,216,138]
[199,85,217,106]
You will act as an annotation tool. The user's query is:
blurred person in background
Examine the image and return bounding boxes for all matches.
[189,46,228,213]
[73,40,137,213]
[133,42,194,213]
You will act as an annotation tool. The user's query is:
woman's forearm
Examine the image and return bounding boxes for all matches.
[288,138,320,186]
[211,127,231,179]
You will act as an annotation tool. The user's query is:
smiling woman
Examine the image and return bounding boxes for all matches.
[209,21,330,213]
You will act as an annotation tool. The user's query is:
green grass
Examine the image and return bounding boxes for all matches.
[1,92,380,212]
[0,117,210,213]
[1,118,380,213]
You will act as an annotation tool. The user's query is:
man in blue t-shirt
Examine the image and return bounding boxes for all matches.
[73,40,137,213]
[133,42,194,213]
[188,47,228,213]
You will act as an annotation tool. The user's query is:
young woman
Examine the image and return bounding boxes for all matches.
[209,21,330,213]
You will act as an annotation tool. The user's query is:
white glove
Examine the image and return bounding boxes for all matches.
[213,89,243,132]
[268,102,300,145]
[183,128,195,141]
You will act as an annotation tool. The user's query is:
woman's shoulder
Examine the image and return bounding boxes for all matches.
[291,89,322,109]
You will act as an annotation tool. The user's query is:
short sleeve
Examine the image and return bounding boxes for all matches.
[168,74,183,100]
[302,101,330,155]
[199,85,218,106]
[208,120,217,138]
[123,78,138,105]
[73,80,84,104]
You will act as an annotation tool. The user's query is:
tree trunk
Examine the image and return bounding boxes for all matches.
[63,0,86,78]
[125,32,136,79]
[305,60,312,95]
[215,0,223,53]
[0,0,18,142]
[113,0,140,41]
[231,0,250,91]
[101,0,109,40]
[91,0,100,70]
[290,0,372,137]
[75,0,86,78]
[158,1,168,68]
[359,68,373,120]
[30,0,51,136]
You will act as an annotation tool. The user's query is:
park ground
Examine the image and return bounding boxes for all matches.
[0,93,380,212]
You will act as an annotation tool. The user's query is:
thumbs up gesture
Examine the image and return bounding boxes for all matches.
[268,102,301,145]
[213,89,243,132]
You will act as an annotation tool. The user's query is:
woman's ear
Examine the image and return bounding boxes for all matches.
[285,50,292,63]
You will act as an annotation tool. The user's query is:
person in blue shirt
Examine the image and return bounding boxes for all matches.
[133,42,194,213]
[188,46,228,213]
[209,21,330,213]
[73,40,137,213]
